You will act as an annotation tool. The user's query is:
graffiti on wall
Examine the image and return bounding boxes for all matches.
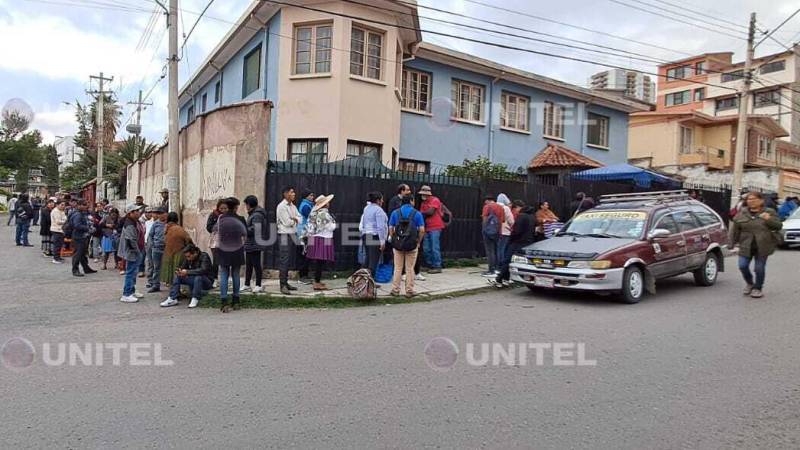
[202,167,233,199]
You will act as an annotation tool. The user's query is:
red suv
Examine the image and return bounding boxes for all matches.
[510,191,729,303]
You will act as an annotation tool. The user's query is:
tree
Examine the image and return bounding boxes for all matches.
[444,156,519,181]
[62,96,123,191]
[41,144,60,193]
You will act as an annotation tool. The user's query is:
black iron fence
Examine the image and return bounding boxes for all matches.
[262,161,732,270]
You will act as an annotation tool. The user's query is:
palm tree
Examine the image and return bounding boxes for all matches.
[115,136,158,165]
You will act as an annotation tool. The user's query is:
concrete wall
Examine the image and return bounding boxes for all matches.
[628,117,677,167]
[399,57,631,172]
[129,101,272,252]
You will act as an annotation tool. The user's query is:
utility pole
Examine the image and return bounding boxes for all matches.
[126,90,153,158]
[167,0,180,215]
[87,72,114,202]
[731,12,757,208]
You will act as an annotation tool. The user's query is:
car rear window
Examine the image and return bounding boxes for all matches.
[690,205,721,227]
[673,210,700,232]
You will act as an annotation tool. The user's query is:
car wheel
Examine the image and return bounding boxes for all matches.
[526,285,538,292]
[693,252,719,286]
[620,266,644,304]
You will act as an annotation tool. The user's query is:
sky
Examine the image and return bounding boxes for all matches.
[0,0,798,146]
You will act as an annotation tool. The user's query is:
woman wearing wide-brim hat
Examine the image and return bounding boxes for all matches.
[305,195,337,291]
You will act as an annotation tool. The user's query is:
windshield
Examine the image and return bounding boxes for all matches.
[561,210,647,239]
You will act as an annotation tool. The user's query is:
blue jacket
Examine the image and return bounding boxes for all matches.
[69,210,91,240]
[778,201,797,220]
[297,198,314,237]
[148,221,166,252]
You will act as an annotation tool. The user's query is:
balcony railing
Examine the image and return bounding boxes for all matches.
[679,145,728,169]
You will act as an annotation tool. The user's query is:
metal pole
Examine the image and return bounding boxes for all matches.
[167,0,180,214]
[88,72,113,202]
[731,12,756,207]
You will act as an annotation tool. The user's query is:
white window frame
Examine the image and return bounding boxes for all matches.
[543,101,564,139]
[346,140,382,160]
[758,135,773,159]
[451,79,485,123]
[288,139,328,164]
[350,26,384,80]
[587,112,609,148]
[293,23,332,76]
[500,91,529,132]
[665,90,690,107]
[679,125,693,155]
[401,68,432,113]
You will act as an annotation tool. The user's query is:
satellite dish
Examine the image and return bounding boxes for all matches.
[126,123,142,135]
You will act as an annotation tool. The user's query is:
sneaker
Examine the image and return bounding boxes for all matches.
[297,278,312,285]
[147,286,161,293]
[415,273,426,281]
[487,278,503,288]
[481,271,495,277]
[252,286,263,293]
[120,295,139,303]
[241,285,251,292]
[188,298,199,308]
[502,280,514,288]
[750,289,764,298]
[84,269,98,274]
[119,270,125,275]
[743,284,754,295]
[280,286,292,295]
[72,272,84,277]
[133,292,145,299]
[160,297,179,307]
[52,259,63,264]
[286,284,298,291]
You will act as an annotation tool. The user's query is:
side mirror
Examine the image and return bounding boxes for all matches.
[647,228,671,240]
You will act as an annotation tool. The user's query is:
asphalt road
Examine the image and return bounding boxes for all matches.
[1,229,799,449]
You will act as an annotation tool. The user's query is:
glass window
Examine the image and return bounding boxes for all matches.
[293,24,332,75]
[694,61,705,75]
[401,69,431,113]
[690,206,720,227]
[760,60,785,74]
[716,97,739,111]
[214,81,220,103]
[398,158,430,174]
[350,27,383,79]
[666,66,689,81]
[721,70,744,82]
[543,101,564,138]
[673,210,700,232]
[500,92,529,131]
[693,88,705,102]
[587,112,609,147]
[665,90,690,106]
[754,89,781,108]
[201,93,207,113]
[758,135,773,159]
[243,45,262,97]
[288,139,328,164]
[346,140,382,160]
[451,80,485,123]
[654,214,680,235]
[187,104,194,122]
[680,126,693,154]
[565,210,647,239]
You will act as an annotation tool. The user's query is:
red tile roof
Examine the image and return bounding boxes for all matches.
[529,144,604,169]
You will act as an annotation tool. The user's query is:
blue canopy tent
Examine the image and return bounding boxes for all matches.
[571,164,681,188]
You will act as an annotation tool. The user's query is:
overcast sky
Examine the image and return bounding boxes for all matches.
[1,0,798,145]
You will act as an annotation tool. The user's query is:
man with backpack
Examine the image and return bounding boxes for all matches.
[481,195,505,277]
[14,194,34,247]
[389,195,426,297]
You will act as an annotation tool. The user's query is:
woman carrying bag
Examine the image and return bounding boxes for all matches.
[305,195,337,291]
[729,191,783,298]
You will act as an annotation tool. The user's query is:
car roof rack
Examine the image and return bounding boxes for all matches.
[599,190,690,204]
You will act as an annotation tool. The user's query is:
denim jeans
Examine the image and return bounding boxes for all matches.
[51,232,64,260]
[423,230,442,269]
[483,233,498,272]
[122,255,139,296]
[170,275,212,299]
[149,250,163,289]
[219,265,241,300]
[497,235,510,269]
[738,255,768,290]
[15,221,30,245]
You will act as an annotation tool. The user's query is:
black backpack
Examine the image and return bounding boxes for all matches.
[392,207,420,252]
[62,211,75,237]
[15,205,29,221]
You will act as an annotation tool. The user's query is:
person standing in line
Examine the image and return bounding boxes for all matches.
[50,200,68,264]
[39,199,54,256]
[159,212,192,286]
[535,201,561,240]
[206,199,228,283]
[305,194,336,291]
[296,189,315,283]
[493,203,536,288]
[142,207,157,279]
[6,194,17,226]
[418,185,445,274]
[496,193,515,270]
[31,196,42,227]
[359,191,388,278]
[14,194,34,247]
[481,195,505,276]
[389,195,426,298]
[100,208,121,270]
[146,208,167,293]
[388,184,411,215]
[217,197,247,312]
[89,203,104,262]
[570,192,595,216]
[160,244,214,309]
[276,186,301,295]
[159,188,170,210]
[118,204,145,303]
[242,195,268,293]
[69,200,97,277]
[729,191,783,299]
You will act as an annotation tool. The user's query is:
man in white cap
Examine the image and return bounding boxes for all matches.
[118,203,145,303]
[159,188,170,210]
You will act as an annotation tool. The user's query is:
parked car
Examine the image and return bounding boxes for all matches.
[780,208,800,248]
[510,191,729,303]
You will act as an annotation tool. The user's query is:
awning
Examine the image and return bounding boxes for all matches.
[571,163,681,188]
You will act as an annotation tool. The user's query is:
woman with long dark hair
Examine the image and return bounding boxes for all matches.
[216,197,247,312]
[206,199,228,284]
[729,191,783,298]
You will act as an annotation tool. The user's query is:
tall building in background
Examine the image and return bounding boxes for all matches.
[589,69,655,104]
[53,136,81,172]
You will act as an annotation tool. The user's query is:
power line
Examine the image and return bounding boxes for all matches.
[605,0,746,40]
[180,0,216,51]
[460,0,694,57]
[755,8,800,49]
[21,0,152,13]
[620,0,748,35]
[648,0,748,30]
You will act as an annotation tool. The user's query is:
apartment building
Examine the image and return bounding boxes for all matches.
[589,69,655,104]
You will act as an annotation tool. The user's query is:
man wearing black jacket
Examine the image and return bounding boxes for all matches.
[493,202,536,287]
[160,244,213,308]
[14,194,34,246]
[69,200,97,277]
[243,195,268,293]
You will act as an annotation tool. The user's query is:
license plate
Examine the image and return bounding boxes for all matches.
[534,276,555,288]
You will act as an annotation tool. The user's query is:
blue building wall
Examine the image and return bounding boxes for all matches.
[399,57,630,172]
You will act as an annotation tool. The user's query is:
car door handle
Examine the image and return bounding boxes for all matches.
[702,234,710,240]
[677,240,686,246]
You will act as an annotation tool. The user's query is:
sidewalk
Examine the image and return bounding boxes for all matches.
[208,266,494,300]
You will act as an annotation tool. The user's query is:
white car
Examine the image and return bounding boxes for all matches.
[781,208,800,248]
